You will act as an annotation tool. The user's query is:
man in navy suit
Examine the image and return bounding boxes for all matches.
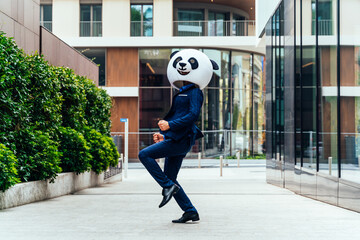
[138,49,218,223]
[138,82,203,223]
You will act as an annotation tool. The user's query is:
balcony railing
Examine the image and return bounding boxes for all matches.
[173,20,255,37]
[40,21,52,32]
[130,21,153,37]
[80,21,102,37]
[312,19,333,35]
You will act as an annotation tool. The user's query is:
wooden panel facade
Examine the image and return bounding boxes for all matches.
[106,48,139,87]
[111,97,139,161]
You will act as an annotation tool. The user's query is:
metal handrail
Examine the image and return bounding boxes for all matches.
[173,20,255,36]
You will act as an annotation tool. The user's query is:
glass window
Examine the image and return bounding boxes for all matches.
[176,9,204,36]
[77,48,106,86]
[80,5,102,37]
[312,0,333,35]
[139,88,171,131]
[203,49,230,88]
[131,5,153,37]
[139,49,172,87]
[40,5,52,32]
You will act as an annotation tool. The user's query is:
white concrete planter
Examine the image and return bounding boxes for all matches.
[0,171,121,210]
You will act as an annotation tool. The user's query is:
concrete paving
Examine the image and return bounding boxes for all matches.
[1,164,360,240]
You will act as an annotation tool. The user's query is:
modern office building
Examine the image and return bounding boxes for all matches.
[43,0,266,160]
[263,0,360,212]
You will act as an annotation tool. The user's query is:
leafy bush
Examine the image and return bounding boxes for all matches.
[83,127,119,174]
[55,67,87,131]
[0,144,20,192]
[15,129,62,183]
[0,31,31,135]
[27,55,63,134]
[81,77,112,136]
[58,127,92,174]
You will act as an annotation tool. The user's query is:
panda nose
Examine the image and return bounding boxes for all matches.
[179,62,186,68]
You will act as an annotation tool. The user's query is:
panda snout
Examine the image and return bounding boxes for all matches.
[179,62,187,70]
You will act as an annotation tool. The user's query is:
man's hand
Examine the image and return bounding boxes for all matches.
[153,133,164,143]
[158,120,170,131]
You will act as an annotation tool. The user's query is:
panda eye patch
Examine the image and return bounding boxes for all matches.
[173,57,183,68]
[188,57,198,70]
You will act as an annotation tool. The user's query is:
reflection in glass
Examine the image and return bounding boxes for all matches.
[204,49,230,88]
[319,46,338,175]
[139,88,171,131]
[139,49,172,86]
[131,5,153,37]
[340,0,360,182]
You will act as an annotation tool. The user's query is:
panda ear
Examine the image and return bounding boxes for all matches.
[170,51,179,59]
[211,60,219,70]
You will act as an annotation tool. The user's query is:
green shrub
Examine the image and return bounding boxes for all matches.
[27,55,63,134]
[0,31,31,134]
[0,144,20,192]
[83,127,119,174]
[15,129,62,183]
[55,67,87,131]
[81,77,112,136]
[58,127,92,174]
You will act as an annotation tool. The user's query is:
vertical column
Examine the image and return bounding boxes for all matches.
[53,0,79,37]
[153,0,172,37]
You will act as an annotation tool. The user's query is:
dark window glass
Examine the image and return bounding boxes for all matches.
[176,9,204,36]
[77,48,106,86]
[80,5,102,37]
[139,88,171,131]
[139,49,172,87]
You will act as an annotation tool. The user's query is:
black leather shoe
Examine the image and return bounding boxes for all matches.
[172,212,200,223]
[159,184,180,208]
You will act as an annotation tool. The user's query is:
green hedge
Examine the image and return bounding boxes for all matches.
[15,129,62,182]
[58,127,92,174]
[0,144,20,192]
[83,127,119,174]
[0,31,119,191]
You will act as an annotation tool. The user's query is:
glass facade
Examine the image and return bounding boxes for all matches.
[131,4,153,37]
[267,0,360,212]
[139,48,265,158]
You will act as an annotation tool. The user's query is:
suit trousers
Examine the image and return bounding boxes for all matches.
[138,138,197,213]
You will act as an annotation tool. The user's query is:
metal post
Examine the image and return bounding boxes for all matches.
[120,153,124,167]
[237,151,240,168]
[220,155,223,177]
[277,152,280,161]
[328,157,332,175]
[121,118,129,179]
[358,156,360,169]
[198,152,201,168]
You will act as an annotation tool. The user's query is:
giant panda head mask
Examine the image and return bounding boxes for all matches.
[167,49,219,90]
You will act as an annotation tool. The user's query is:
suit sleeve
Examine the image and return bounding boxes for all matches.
[167,89,203,131]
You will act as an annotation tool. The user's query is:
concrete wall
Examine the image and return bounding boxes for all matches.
[153,0,172,37]
[0,171,122,210]
[103,0,130,37]
[53,0,79,37]
[41,27,99,84]
[0,0,40,54]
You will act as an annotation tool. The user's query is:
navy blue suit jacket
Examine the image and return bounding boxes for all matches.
[160,85,204,145]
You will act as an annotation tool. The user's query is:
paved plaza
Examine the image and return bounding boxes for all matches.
[1,162,360,240]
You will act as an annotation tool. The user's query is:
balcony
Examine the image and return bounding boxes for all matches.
[40,21,52,32]
[312,19,333,35]
[130,21,153,37]
[173,20,255,37]
[80,21,102,37]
